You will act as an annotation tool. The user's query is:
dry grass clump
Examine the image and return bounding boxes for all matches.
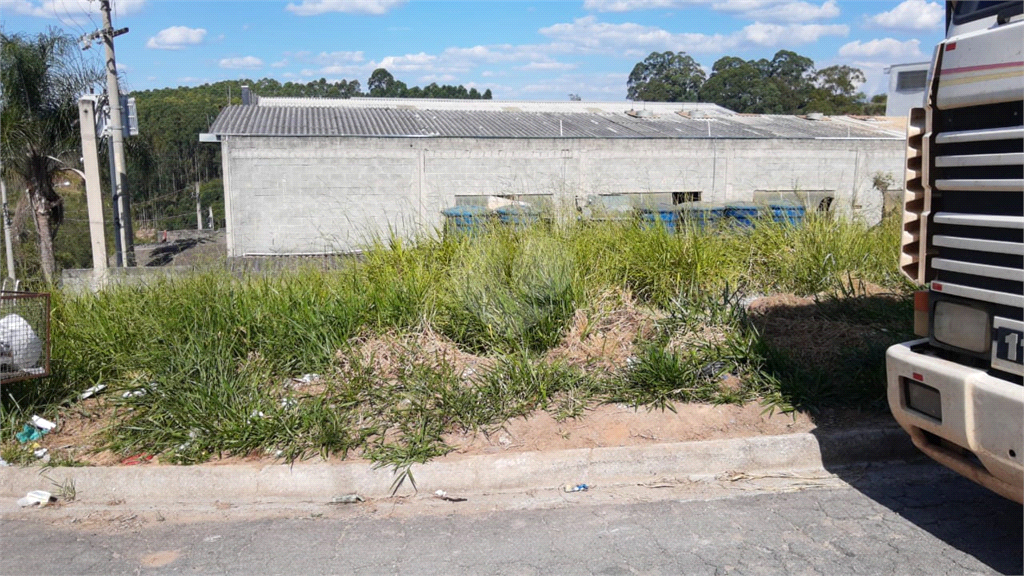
[338,325,493,380]
[545,289,662,371]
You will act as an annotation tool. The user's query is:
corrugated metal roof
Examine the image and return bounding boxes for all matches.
[254,97,734,115]
[207,100,903,140]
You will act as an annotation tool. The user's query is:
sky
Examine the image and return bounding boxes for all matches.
[0,0,946,101]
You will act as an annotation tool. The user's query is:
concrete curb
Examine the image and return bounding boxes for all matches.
[0,426,918,505]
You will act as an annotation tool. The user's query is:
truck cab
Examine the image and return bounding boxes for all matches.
[885,0,1023,503]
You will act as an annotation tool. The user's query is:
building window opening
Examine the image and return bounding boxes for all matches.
[896,70,927,92]
[672,191,702,204]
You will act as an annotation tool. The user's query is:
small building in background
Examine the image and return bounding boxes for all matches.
[201,96,906,260]
[885,62,930,117]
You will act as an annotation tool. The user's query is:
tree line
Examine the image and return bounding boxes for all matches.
[627,50,886,116]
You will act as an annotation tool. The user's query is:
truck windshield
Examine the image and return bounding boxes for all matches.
[952,1,1021,23]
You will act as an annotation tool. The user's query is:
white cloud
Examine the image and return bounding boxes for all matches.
[219,56,263,70]
[741,22,848,46]
[319,51,366,64]
[867,0,943,32]
[714,0,839,23]
[518,61,577,71]
[4,0,145,19]
[285,0,404,16]
[584,0,840,23]
[539,16,846,55]
[418,74,457,83]
[271,59,289,68]
[375,52,436,72]
[146,26,206,50]
[583,0,676,11]
[838,38,922,60]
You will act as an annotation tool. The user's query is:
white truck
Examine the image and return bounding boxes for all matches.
[886,0,1023,504]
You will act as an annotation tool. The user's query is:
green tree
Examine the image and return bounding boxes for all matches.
[368,68,407,97]
[627,51,706,102]
[0,29,101,282]
[807,65,869,114]
[699,56,785,114]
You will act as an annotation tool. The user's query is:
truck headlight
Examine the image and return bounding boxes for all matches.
[933,301,990,353]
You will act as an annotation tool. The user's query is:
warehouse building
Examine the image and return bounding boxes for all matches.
[201,96,906,259]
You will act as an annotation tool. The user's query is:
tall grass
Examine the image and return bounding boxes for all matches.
[1,211,912,466]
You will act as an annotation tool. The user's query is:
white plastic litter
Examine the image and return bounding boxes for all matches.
[79,384,106,400]
[0,314,42,371]
[17,490,54,508]
[30,415,56,431]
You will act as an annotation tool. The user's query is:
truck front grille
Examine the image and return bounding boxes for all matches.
[930,100,1024,321]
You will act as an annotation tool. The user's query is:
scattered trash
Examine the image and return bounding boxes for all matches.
[699,361,727,379]
[121,453,154,466]
[17,490,55,508]
[0,313,43,371]
[203,535,222,542]
[563,483,589,493]
[280,397,298,409]
[293,373,320,385]
[249,410,266,420]
[434,490,466,502]
[15,424,46,443]
[122,389,147,398]
[79,384,106,400]
[30,415,56,431]
[0,457,8,467]
[33,447,48,459]
[330,494,364,504]
[625,356,639,367]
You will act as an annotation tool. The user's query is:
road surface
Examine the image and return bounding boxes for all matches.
[2,460,1020,575]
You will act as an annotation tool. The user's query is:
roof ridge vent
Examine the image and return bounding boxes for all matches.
[806,112,825,121]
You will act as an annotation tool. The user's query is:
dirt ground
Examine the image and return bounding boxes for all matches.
[30,392,892,468]
[20,288,900,468]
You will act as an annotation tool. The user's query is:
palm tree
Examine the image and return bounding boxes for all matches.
[1,28,101,283]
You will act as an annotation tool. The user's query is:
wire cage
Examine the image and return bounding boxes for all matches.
[0,291,51,385]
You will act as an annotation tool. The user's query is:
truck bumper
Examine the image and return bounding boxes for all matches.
[887,339,1024,504]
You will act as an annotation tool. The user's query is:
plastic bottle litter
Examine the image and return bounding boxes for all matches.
[79,384,106,400]
[563,483,589,493]
[30,415,56,431]
[330,494,364,504]
[17,490,55,508]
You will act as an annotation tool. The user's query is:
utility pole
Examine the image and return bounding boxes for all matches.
[195,181,203,230]
[78,97,109,283]
[83,0,134,266]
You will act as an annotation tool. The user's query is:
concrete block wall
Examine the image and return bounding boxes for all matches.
[221,135,904,257]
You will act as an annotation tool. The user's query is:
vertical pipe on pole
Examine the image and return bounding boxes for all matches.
[195,181,202,230]
[0,168,15,281]
[107,137,123,267]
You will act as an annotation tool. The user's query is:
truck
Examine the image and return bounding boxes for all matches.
[886,0,1023,503]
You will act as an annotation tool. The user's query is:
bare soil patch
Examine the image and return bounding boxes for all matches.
[545,289,661,370]
[443,402,817,455]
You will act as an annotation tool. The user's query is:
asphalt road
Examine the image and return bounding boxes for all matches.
[2,461,1021,575]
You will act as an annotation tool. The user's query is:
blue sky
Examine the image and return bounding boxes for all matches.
[1,0,945,100]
